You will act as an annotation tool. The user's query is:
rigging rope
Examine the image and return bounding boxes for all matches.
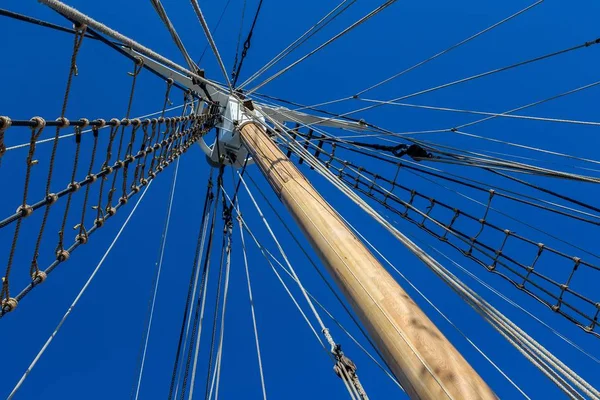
[303,36,600,127]
[189,0,233,90]
[247,0,397,95]
[150,0,199,72]
[355,0,544,96]
[7,180,153,400]
[167,171,216,400]
[265,114,599,398]
[17,23,86,306]
[234,175,369,399]
[198,0,234,65]
[39,0,217,91]
[0,8,100,41]
[0,113,217,317]
[236,206,268,400]
[231,0,265,86]
[131,156,181,400]
[238,0,356,89]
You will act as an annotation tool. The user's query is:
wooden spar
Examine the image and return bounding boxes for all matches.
[239,121,496,400]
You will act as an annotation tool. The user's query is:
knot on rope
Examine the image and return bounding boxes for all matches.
[68,182,81,192]
[17,205,34,218]
[1,297,18,313]
[331,344,358,377]
[56,249,70,262]
[46,193,59,205]
[76,233,88,245]
[56,117,70,128]
[32,270,47,284]
[0,116,11,157]
[30,116,46,129]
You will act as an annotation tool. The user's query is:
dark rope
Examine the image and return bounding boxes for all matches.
[231,0,264,86]
[167,171,217,400]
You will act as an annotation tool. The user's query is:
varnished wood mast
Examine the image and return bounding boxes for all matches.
[240,121,496,400]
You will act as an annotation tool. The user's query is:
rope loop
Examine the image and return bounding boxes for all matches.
[32,270,47,284]
[110,118,121,127]
[29,116,46,130]
[56,249,70,262]
[1,297,18,313]
[79,118,90,128]
[0,116,12,131]
[56,117,70,128]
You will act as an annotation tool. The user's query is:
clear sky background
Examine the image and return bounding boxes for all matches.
[1,1,599,399]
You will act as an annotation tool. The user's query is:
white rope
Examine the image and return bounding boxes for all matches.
[454,130,600,165]
[424,240,600,365]
[238,0,357,89]
[257,108,598,399]
[356,1,544,96]
[359,98,600,127]
[133,158,180,400]
[262,246,404,392]
[184,190,218,400]
[247,114,456,399]
[286,1,543,116]
[237,209,268,399]
[189,0,233,91]
[455,80,600,130]
[150,0,199,71]
[38,0,221,91]
[300,45,600,130]
[236,176,331,334]
[8,180,153,400]
[228,194,325,348]
[246,0,398,95]
[208,227,233,400]
[341,214,531,399]
[6,104,187,152]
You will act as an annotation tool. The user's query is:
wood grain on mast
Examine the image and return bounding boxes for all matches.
[239,121,496,400]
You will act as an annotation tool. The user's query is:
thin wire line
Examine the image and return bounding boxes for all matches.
[356,0,544,96]
[6,104,187,152]
[246,0,398,95]
[189,0,233,91]
[133,158,180,400]
[238,0,356,89]
[342,214,531,399]
[8,181,153,400]
[358,97,600,127]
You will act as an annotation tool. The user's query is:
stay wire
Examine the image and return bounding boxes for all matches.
[131,156,181,400]
[247,0,397,95]
[203,168,229,400]
[231,0,247,78]
[244,171,395,376]
[231,0,265,86]
[167,171,216,400]
[307,36,600,127]
[198,0,234,65]
[356,0,544,96]
[8,181,153,400]
[238,0,356,89]
[184,170,220,400]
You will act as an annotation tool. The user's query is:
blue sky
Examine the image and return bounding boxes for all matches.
[1,1,599,399]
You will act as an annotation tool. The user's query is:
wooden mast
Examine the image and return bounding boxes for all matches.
[239,121,496,400]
